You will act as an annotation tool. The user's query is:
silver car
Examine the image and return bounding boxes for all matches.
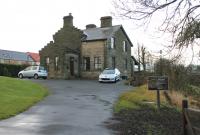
[18,66,48,79]
[99,68,120,82]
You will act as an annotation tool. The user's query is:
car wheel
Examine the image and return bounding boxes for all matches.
[43,77,47,80]
[114,78,117,83]
[34,74,38,79]
[19,74,23,79]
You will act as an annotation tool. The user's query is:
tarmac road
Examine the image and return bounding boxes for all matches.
[0,79,131,135]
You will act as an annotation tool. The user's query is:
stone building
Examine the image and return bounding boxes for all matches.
[40,13,135,79]
[40,13,83,79]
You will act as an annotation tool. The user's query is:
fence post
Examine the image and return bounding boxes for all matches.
[182,100,188,135]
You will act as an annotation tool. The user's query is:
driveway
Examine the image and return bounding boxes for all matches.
[0,80,131,135]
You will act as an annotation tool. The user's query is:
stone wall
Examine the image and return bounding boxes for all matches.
[81,40,106,78]
[39,14,82,79]
[105,27,133,78]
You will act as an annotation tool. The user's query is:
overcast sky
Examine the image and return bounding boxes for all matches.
[0,0,167,54]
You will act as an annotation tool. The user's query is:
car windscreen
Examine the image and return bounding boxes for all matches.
[39,66,45,70]
[102,70,115,74]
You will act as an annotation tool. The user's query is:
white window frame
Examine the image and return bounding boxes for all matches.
[111,37,115,49]
[55,56,59,71]
[46,57,49,65]
[55,57,59,67]
[94,57,102,70]
[123,41,127,52]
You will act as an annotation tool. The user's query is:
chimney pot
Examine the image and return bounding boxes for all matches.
[86,24,97,29]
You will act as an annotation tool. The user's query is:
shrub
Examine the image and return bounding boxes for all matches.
[185,85,200,99]
[0,64,27,77]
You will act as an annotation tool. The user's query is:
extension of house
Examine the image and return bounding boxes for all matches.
[39,13,137,79]
[0,49,39,65]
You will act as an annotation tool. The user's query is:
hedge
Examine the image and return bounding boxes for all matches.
[0,64,28,77]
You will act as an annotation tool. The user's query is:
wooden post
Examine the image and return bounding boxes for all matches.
[157,90,160,110]
[182,100,188,135]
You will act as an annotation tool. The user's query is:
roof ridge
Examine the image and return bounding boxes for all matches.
[82,25,121,31]
[0,49,27,54]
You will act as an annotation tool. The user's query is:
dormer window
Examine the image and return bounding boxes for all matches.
[111,37,115,49]
[123,41,128,52]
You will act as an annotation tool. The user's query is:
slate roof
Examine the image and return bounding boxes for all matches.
[0,49,34,62]
[82,25,133,46]
[83,25,121,41]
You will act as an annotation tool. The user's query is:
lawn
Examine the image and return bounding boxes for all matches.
[0,76,48,119]
[110,85,182,135]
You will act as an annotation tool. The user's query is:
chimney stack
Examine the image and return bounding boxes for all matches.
[100,16,112,28]
[63,13,73,27]
[86,24,97,29]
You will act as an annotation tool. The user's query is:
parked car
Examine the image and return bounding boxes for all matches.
[99,68,120,82]
[18,66,48,79]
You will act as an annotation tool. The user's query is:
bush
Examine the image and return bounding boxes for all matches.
[131,71,153,86]
[154,58,189,91]
[0,64,27,77]
[185,85,200,99]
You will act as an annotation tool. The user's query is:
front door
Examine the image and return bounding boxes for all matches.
[70,57,74,76]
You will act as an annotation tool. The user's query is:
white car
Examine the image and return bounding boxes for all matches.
[18,66,48,79]
[99,68,120,82]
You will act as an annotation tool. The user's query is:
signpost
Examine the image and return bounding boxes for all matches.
[148,76,169,110]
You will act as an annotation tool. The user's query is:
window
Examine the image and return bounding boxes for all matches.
[32,66,37,70]
[111,37,115,49]
[39,66,45,70]
[94,57,101,70]
[112,57,116,68]
[0,59,4,63]
[125,58,128,70]
[83,57,90,71]
[55,56,59,71]
[123,41,128,52]
[46,57,49,71]
[46,57,49,65]
[4,59,10,64]
[24,66,32,71]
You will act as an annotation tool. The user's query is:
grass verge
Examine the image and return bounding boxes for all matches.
[114,85,167,113]
[110,85,182,135]
[0,76,48,119]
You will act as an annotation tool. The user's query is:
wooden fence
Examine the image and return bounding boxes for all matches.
[182,100,200,135]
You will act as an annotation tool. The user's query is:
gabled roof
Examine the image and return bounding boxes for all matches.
[0,49,34,62]
[131,56,139,65]
[83,25,121,41]
[82,25,133,46]
[27,52,40,62]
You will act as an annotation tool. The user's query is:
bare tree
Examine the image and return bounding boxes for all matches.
[136,43,147,71]
[113,0,200,49]
[141,46,146,71]
[137,43,141,71]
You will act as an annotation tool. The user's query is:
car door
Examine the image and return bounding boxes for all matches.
[29,66,38,77]
[23,66,32,77]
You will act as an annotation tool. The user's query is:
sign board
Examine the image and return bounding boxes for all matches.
[148,76,168,90]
